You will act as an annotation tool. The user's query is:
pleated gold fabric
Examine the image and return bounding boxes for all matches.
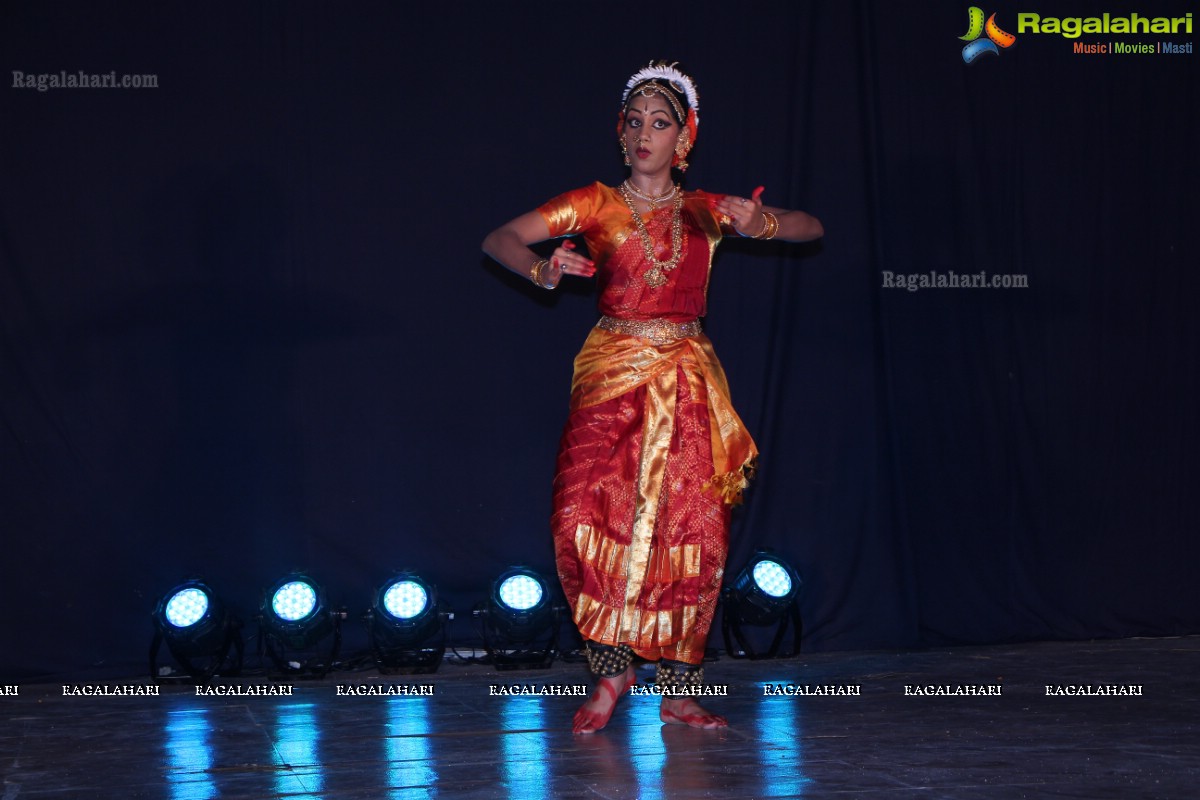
[569,328,757,504]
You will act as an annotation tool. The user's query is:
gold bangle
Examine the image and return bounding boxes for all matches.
[529,258,555,289]
[754,211,779,240]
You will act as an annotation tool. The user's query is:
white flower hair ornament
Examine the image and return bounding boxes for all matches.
[621,61,700,127]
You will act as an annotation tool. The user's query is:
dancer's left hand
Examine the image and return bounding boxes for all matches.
[713,186,766,236]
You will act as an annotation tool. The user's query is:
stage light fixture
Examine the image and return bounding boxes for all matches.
[490,568,552,640]
[150,579,243,681]
[259,573,345,678]
[477,566,562,670]
[367,572,450,674]
[721,550,803,659]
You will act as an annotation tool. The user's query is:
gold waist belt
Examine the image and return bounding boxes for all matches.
[596,315,702,346]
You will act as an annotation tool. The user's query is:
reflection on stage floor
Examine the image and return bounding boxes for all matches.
[2,637,1197,798]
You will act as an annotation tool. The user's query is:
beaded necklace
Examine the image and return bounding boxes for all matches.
[617,183,684,289]
[621,178,678,210]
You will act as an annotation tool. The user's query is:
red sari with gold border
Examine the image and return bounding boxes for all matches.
[539,182,757,666]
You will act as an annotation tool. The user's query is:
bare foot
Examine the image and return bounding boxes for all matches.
[573,666,636,734]
[660,696,727,729]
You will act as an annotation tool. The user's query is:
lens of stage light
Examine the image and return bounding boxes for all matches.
[497,574,543,611]
[272,580,318,622]
[382,580,429,620]
[164,587,210,628]
[752,560,794,598]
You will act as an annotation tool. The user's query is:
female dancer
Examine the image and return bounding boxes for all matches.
[483,62,822,733]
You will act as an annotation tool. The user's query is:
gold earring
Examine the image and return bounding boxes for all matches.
[674,131,691,172]
[621,138,630,166]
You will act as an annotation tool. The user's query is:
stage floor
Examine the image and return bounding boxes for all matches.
[2,637,1197,798]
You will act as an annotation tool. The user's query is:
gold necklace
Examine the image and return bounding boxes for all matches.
[622,179,678,210]
[618,183,685,288]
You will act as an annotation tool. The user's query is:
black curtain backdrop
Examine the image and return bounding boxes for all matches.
[2,1,1196,680]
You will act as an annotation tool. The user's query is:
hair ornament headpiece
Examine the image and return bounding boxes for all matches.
[621,61,700,126]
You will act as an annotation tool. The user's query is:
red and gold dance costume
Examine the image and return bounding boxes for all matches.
[540,182,758,669]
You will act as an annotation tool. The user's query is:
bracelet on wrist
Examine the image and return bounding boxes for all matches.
[529,258,556,290]
[753,211,779,240]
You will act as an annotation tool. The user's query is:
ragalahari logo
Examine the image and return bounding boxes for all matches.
[960,7,1017,63]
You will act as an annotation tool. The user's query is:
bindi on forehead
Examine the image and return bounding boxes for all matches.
[628,100,672,118]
